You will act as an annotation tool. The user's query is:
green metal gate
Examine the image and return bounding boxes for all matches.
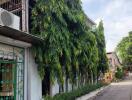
[0,60,17,100]
[0,44,24,100]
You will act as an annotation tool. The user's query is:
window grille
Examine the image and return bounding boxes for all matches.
[0,43,24,100]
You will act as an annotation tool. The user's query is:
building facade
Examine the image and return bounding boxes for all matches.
[107,52,122,72]
[0,0,95,100]
[0,26,42,100]
[0,0,42,99]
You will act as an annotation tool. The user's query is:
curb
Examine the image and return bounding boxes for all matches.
[76,85,111,100]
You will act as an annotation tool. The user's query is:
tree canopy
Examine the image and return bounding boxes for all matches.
[116,32,132,68]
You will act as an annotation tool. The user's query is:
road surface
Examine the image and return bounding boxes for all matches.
[94,80,132,100]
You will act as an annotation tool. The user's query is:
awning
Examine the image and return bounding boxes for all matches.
[0,26,43,44]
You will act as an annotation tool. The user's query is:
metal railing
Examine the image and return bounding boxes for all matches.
[0,0,23,30]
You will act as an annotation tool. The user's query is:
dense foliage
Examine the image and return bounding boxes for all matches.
[115,68,124,79]
[94,21,108,74]
[31,0,108,94]
[44,83,105,100]
[116,32,132,69]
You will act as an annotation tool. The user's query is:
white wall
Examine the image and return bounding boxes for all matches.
[27,49,42,100]
[51,78,72,96]
[51,79,59,96]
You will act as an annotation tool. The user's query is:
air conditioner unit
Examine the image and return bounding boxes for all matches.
[0,8,20,30]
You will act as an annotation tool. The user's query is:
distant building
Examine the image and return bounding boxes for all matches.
[85,14,96,28]
[107,52,122,72]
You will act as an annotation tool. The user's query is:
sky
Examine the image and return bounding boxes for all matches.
[81,0,132,52]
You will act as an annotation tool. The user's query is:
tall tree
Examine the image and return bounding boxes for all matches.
[94,21,108,74]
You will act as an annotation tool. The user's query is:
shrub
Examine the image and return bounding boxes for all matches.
[115,68,124,79]
[43,83,106,100]
[43,95,53,100]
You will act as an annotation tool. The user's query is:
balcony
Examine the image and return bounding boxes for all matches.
[0,0,28,32]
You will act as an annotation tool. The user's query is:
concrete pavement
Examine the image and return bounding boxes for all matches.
[93,80,132,100]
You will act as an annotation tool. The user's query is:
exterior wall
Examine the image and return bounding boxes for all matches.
[51,79,59,96]
[27,49,42,100]
[107,52,121,72]
[0,35,42,100]
[51,78,72,96]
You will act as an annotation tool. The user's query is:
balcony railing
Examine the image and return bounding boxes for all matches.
[0,0,29,32]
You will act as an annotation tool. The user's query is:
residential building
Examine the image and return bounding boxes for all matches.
[0,0,95,100]
[85,15,96,28]
[0,0,42,100]
[107,52,122,72]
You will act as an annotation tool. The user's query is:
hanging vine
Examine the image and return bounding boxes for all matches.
[30,0,108,92]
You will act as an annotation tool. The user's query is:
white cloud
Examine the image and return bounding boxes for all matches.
[82,0,132,52]
[104,0,124,16]
[81,0,92,4]
[82,0,106,4]
[103,0,132,52]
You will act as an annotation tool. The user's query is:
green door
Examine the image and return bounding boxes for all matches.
[0,60,17,100]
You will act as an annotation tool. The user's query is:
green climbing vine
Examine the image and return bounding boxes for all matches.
[30,0,108,93]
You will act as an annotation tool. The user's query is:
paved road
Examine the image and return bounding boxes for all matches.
[94,80,132,100]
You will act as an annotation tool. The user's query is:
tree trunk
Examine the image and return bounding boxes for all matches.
[65,76,68,92]
[91,70,94,84]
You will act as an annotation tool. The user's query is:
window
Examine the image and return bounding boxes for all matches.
[0,62,15,100]
[0,43,24,100]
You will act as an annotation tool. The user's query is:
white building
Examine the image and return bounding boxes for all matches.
[0,0,95,100]
[0,0,42,99]
[0,26,43,100]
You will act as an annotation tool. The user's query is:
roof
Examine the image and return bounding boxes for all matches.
[0,25,43,44]
[86,16,96,25]
[84,14,96,26]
